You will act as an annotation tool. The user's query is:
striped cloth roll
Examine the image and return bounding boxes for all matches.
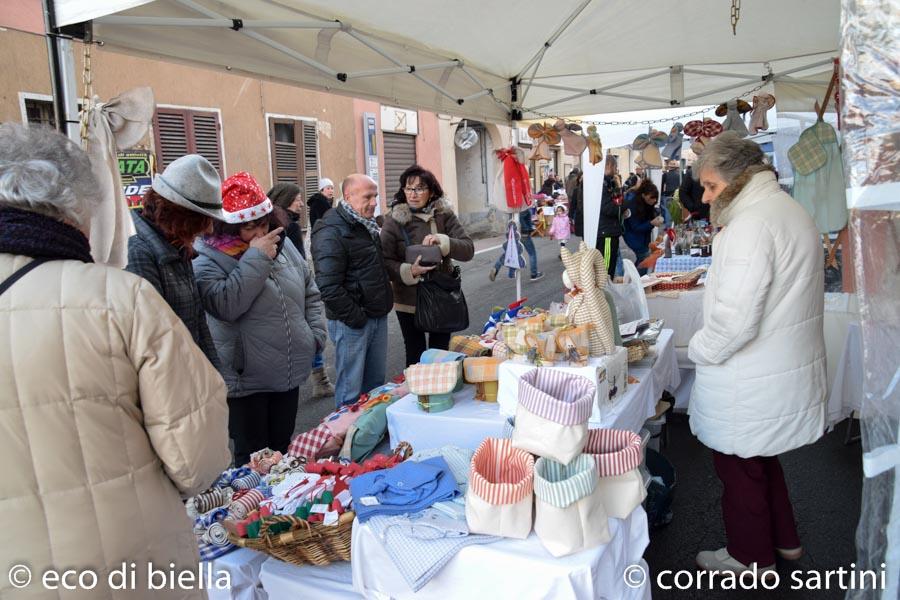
[583,429,643,477]
[231,471,262,490]
[518,369,595,426]
[185,487,234,519]
[533,455,598,509]
[213,466,252,489]
[194,507,231,547]
[469,438,534,505]
[227,488,266,520]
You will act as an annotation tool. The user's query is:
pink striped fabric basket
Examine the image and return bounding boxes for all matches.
[466,438,535,539]
[582,428,646,518]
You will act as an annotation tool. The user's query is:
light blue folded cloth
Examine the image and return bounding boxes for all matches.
[351,456,458,522]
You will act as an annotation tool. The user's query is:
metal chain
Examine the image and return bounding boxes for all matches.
[492,77,770,127]
[79,41,94,144]
[731,0,741,35]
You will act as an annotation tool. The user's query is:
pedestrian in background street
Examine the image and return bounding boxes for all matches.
[195,172,326,466]
[596,155,625,278]
[126,154,223,367]
[381,165,474,367]
[312,174,393,407]
[308,177,335,229]
[269,181,335,399]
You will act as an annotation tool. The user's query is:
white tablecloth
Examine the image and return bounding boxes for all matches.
[387,330,679,452]
[654,255,712,272]
[826,321,864,427]
[205,549,268,600]
[646,287,705,348]
[351,508,650,600]
[259,557,359,599]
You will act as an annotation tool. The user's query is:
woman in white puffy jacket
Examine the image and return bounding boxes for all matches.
[688,131,826,575]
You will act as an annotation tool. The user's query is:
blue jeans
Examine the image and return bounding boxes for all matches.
[494,234,538,277]
[312,351,324,369]
[327,316,388,407]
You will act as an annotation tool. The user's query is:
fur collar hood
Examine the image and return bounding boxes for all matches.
[711,164,777,226]
[389,196,453,226]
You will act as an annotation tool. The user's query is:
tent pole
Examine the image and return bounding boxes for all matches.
[41,0,79,142]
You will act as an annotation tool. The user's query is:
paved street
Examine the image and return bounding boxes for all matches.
[292,233,863,599]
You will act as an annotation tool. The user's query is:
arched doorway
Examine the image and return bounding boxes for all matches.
[454,120,506,235]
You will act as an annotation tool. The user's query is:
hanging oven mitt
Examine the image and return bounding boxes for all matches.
[586,125,603,165]
[662,122,684,160]
[788,121,833,176]
[749,93,776,134]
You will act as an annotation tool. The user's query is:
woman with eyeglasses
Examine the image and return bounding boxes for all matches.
[380,165,474,367]
[193,172,327,466]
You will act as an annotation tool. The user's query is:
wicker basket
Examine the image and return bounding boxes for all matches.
[228,510,354,566]
[651,271,702,291]
[626,342,648,363]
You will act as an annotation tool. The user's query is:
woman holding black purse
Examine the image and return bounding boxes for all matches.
[381,165,475,367]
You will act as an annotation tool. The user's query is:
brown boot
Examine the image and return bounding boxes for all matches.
[312,366,335,399]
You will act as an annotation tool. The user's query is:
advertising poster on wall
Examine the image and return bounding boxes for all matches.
[118,150,155,209]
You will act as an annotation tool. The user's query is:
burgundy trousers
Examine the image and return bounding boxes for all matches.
[712,451,802,567]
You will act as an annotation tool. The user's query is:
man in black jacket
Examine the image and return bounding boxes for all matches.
[679,166,709,221]
[311,174,393,407]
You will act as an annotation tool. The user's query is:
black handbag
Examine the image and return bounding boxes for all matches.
[415,266,469,334]
[398,224,469,334]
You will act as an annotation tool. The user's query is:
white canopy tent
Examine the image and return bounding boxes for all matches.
[53,0,840,122]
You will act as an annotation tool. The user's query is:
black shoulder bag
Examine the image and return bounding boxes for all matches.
[399,225,469,334]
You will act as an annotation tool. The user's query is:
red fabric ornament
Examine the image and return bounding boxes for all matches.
[495,147,532,211]
[221,171,274,224]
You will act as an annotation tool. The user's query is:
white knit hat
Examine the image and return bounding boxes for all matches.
[319,177,334,191]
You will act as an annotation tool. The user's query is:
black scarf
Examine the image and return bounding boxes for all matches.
[0,206,93,263]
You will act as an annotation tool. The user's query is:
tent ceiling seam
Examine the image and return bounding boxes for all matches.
[513,0,592,80]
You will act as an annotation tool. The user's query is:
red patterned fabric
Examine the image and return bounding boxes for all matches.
[287,423,334,459]
[221,171,274,224]
[495,148,532,210]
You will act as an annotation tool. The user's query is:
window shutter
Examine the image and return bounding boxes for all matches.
[191,112,223,173]
[301,121,320,202]
[270,119,300,186]
[153,108,223,175]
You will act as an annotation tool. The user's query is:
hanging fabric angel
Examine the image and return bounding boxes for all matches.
[749,93,776,134]
[662,122,684,161]
[494,147,532,211]
[586,125,603,165]
[526,122,560,161]
[716,99,751,137]
[631,129,667,168]
[552,119,588,157]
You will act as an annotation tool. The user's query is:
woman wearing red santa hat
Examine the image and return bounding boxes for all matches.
[193,172,327,466]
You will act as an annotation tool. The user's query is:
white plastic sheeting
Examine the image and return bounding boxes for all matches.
[56,0,839,121]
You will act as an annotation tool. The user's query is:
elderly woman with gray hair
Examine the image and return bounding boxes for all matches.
[688,131,826,575]
[0,123,229,599]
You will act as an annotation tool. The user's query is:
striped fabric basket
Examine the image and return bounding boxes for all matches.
[463,356,502,402]
[465,438,535,539]
[533,455,612,557]
[405,362,461,413]
[583,429,647,519]
[512,369,595,464]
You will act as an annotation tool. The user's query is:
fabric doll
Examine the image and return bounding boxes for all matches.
[560,242,616,356]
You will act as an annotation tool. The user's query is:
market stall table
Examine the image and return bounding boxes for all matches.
[258,557,359,599]
[204,549,268,600]
[387,330,679,451]
[653,255,712,272]
[351,507,651,600]
[826,321,864,428]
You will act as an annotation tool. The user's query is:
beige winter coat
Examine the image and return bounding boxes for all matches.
[0,254,230,600]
